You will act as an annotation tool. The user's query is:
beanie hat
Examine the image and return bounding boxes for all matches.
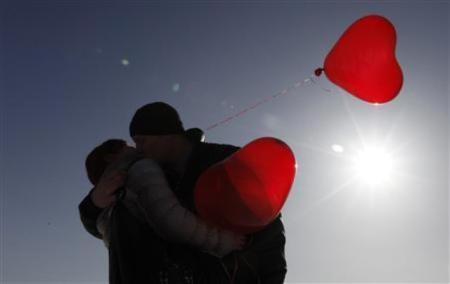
[129,102,184,137]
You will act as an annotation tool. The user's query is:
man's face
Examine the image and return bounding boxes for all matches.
[132,135,172,162]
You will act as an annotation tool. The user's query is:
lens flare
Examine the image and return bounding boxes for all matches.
[353,146,394,186]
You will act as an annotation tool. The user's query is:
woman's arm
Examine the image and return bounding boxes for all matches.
[126,159,243,257]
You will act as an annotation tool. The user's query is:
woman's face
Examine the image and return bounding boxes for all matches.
[117,145,136,158]
[105,145,135,163]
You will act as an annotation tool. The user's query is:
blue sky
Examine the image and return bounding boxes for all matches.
[1,1,449,283]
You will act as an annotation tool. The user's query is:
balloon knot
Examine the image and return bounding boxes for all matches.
[314,68,324,76]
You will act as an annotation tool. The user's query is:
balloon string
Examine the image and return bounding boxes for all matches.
[310,76,332,93]
[205,74,319,131]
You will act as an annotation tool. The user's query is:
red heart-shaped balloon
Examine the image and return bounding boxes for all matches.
[322,15,403,104]
[194,137,296,234]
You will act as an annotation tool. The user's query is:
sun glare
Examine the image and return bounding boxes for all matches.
[353,146,394,186]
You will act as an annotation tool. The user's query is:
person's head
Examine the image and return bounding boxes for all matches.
[85,139,133,185]
[129,102,191,164]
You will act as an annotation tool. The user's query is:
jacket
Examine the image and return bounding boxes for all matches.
[78,140,287,283]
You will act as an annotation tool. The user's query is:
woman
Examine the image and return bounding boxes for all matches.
[85,139,245,258]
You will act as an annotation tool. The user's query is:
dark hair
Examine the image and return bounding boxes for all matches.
[85,139,127,185]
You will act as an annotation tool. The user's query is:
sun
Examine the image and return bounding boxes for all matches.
[353,146,394,187]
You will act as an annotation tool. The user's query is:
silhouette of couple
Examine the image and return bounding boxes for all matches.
[79,102,287,283]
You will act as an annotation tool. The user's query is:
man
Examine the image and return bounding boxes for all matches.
[129,102,287,283]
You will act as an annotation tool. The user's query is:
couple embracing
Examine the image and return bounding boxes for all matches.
[78,102,287,283]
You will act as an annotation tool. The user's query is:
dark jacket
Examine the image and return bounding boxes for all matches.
[79,189,166,283]
[166,141,287,284]
[79,140,286,283]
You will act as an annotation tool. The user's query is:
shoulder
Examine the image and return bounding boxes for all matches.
[198,141,240,157]
[191,141,240,168]
[128,158,163,176]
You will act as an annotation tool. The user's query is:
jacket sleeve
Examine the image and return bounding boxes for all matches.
[78,189,104,239]
[127,159,237,257]
[78,149,143,240]
[96,206,114,248]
